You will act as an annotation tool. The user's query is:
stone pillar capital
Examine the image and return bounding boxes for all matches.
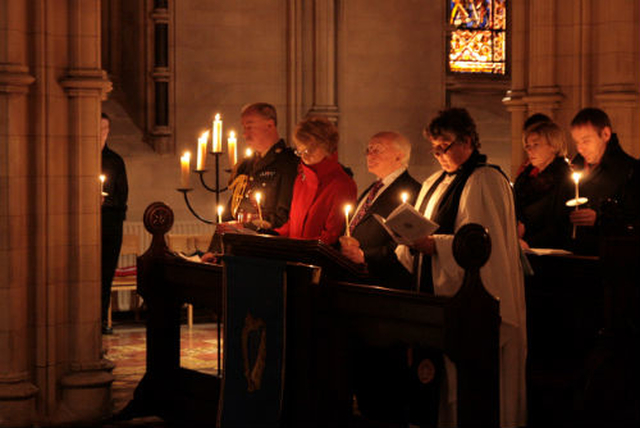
[0,64,35,94]
[60,69,111,98]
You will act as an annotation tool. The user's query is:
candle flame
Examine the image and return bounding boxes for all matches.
[245,148,253,158]
[344,204,352,216]
[572,172,582,183]
[201,130,210,140]
[183,151,191,160]
[215,113,221,121]
[99,174,106,183]
[401,192,409,204]
[255,192,262,204]
[230,130,236,138]
[217,205,223,215]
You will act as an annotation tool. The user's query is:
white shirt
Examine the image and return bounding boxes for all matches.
[352,166,407,219]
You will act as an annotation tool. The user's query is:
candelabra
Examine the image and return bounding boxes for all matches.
[177,152,229,225]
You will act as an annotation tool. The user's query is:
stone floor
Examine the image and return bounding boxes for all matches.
[99,318,221,427]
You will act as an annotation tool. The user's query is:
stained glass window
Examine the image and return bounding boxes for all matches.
[448,0,507,75]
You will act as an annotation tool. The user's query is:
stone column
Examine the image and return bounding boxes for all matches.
[53,0,114,423]
[524,0,563,117]
[502,0,529,177]
[307,0,339,124]
[0,0,39,425]
[593,0,640,157]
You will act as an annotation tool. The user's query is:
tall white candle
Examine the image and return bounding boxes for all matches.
[228,131,237,166]
[212,114,223,153]
[196,131,209,171]
[99,174,106,195]
[180,151,191,188]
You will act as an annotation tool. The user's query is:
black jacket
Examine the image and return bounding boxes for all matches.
[226,139,298,229]
[514,156,572,249]
[571,134,640,254]
[101,144,128,224]
[351,170,421,290]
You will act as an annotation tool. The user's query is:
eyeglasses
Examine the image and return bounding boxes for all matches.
[365,145,386,156]
[294,146,315,157]
[431,140,458,157]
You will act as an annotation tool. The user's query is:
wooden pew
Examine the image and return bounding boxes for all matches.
[116,202,500,427]
[525,235,640,426]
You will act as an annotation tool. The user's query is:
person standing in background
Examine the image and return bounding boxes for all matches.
[100,112,128,335]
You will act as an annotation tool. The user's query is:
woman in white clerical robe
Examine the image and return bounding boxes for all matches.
[396,108,527,428]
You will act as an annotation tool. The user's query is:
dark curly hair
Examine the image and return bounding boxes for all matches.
[424,107,480,149]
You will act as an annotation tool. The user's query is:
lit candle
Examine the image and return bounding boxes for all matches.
[245,148,253,158]
[196,130,209,171]
[217,205,223,223]
[99,174,106,195]
[212,114,222,153]
[255,192,263,222]
[572,172,582,202]
[344,204,353,237]
[228,131,237,166]
[180,151,191,188]
[401,191,409,204]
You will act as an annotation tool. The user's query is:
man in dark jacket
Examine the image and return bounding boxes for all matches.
[569,107,640,255]
[341,131,421,289]
[225,102,298,229]
[340,131,425,425]
[100,112,128,334]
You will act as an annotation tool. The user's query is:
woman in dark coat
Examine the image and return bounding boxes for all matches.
[514,121,573,249]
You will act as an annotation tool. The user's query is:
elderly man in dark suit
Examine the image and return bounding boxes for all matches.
[341,131,431,425]
[341,131,421,290]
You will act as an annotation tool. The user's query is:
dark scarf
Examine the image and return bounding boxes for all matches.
[421,150,488,234]
[416,151,495,292]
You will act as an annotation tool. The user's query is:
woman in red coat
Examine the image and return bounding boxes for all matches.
[275,116,357,245]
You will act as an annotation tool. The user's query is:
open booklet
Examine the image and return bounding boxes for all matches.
[373,203,439,245]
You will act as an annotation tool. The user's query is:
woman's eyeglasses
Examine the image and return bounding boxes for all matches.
[431,140,458,157]
[294,147,314,157]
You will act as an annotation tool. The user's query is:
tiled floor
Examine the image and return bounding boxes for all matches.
[101,320,221,427]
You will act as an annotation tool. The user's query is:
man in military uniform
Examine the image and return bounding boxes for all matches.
[225,102,298,229]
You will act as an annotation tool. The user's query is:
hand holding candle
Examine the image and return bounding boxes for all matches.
[180,151,191,188]
[567,171,589,238]
[212,114,222,153]
[344,204,353,237]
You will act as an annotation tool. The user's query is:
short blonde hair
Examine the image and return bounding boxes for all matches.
[523,121,567,157]
[294,116,339,154]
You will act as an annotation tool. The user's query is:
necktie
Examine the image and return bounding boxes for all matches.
[349,180,384,234]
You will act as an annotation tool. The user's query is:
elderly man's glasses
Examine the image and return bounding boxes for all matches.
[431,140,459,157]
[365,145,386,156]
